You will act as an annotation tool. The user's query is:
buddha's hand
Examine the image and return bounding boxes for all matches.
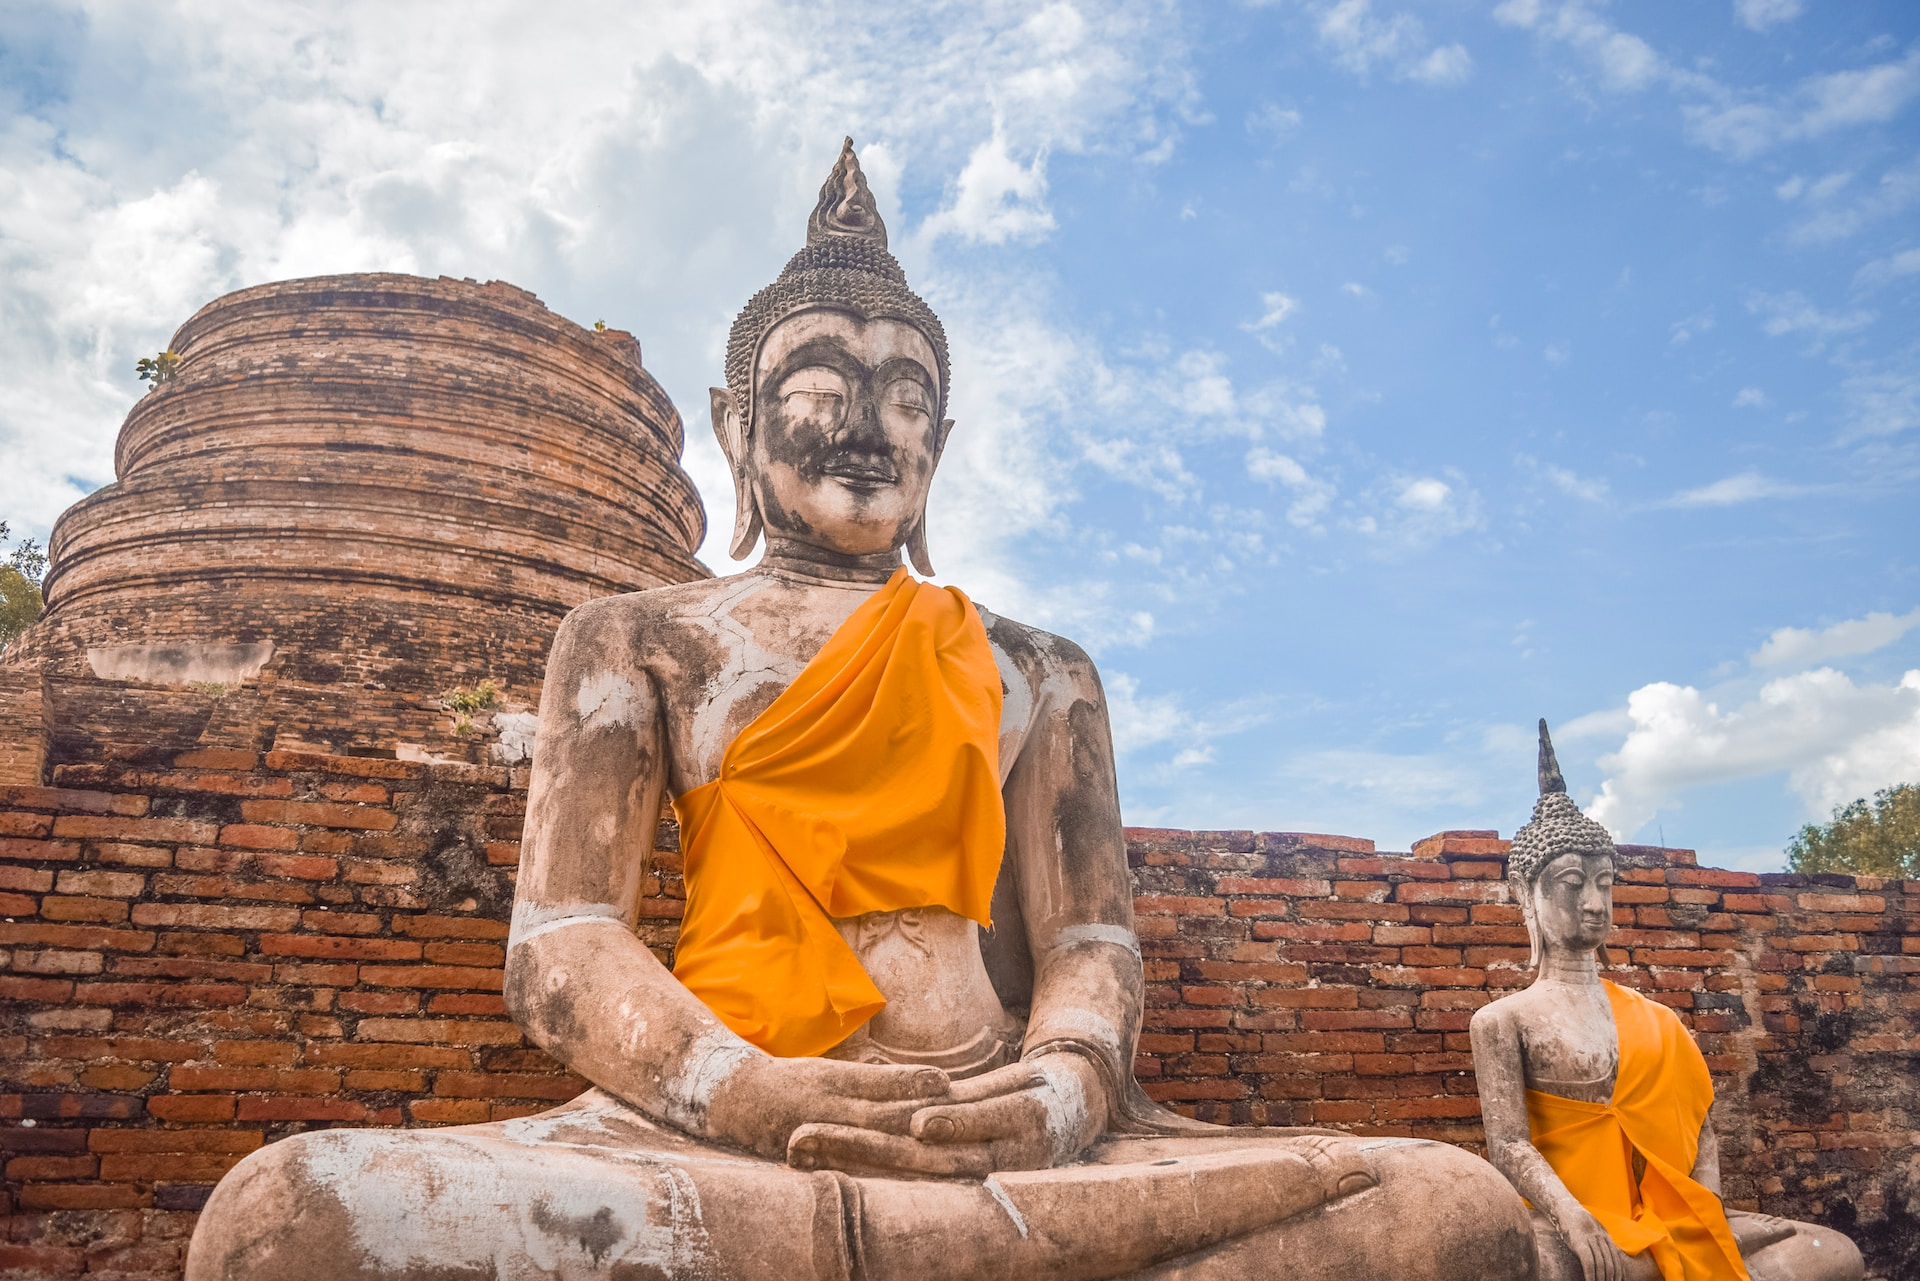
[704,1054,952,1163]
[1562,1209,1635,1281]
[786,1053,1106,1179]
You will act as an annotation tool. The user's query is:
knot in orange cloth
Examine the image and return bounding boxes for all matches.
[1526,980,1749,1281]
[670,568,1006,1058]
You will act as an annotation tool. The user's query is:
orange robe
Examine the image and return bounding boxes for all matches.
[1525,980,1749,1281]
[670,568,1006,1058]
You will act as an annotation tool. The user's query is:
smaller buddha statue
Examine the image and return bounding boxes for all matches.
[1470,722,1865,1281]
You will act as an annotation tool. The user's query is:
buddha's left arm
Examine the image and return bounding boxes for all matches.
[1692,1103,1723,1194]
[1001,637,1143,1128]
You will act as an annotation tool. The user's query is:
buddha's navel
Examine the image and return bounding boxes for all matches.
[826,906,1024,1077]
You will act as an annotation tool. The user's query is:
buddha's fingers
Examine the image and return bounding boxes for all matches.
[787,1122,995,1178]
[909,1090,1038,1144]
[815,1060,951,1103]
[942,1061,1046,1106]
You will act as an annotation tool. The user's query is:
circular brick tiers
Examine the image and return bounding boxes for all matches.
[23,274,707,714]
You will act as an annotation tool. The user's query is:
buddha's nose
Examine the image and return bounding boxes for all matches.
[838,386,887,448]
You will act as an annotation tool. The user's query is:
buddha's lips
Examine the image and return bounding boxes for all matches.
[819,456,898,485]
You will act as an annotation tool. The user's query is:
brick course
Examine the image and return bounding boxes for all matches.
[0,768,1914,1278]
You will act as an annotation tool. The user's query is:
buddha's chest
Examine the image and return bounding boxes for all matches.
[1519,988,1619,1103]
[653,581,865,790]
[649,577,1023,795]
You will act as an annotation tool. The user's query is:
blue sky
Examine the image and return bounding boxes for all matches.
[2,1,1916,866]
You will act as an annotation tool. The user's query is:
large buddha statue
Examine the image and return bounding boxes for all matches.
[186,140,1536,1281]
[1470,723,1864,1281]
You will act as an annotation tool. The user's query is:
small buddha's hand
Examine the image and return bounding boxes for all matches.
[704,1053,951,1163]
[1562,1209,1635,1281]
[786,1052,1106,1178]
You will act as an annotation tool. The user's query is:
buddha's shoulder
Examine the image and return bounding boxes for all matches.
[975,605,1099,679]
[1469,982,1550,1036]
[556,577,748,634]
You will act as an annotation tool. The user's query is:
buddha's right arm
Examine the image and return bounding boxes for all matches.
[501,598,757,1135]
[1468,1006,1598,1240]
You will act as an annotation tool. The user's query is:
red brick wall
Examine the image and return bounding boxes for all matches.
[2,758,1914,1279]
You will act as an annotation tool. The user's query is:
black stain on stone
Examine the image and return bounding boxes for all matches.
[1748,1051,1833,1120]
[529,1201,624,1266]
[1809,1010,1854,1053]
[401,781,514,919]
[420,824,511,919]
[1825,1190,1920,1281]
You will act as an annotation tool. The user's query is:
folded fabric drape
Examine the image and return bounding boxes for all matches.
[1526,979,1749,1281]
[671,568,1006,1058]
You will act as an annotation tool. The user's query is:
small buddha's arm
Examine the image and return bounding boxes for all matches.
[505,599,947,1160]
[1470,1006,1635,1281]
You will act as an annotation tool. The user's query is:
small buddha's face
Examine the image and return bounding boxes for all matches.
[745,307,947,557]
[1529,851,1615,954]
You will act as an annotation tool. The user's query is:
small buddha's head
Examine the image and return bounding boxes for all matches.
[1508,720,1618,969]
[714,138,952,571]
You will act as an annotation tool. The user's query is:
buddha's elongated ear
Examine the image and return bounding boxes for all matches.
[711,386,763,561]
[903,417,955,577]
[1517,882,1542,972]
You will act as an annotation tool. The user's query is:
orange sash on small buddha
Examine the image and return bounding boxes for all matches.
[670,568,1005,1059]
[1525,980,1749,1281]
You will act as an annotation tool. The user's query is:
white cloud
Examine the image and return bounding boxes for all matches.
[1246,291,1299,331]
[1495,1,1669,91]
[1840,370,1920,440]
[1669,309,1716,345]
[1746,290,1876,343]
[1785,154,1920,244]
[1310,0,1473,87]
[1246,103,1304,141]
[1586,669,1920,838]
[1104,671,1192,754]
[1734,0,1804,33]
[1854,247,1920,291]
[1499,3,1917,162]
[1409,45,1474,87]
[918,131,1056,246]
[1735,0,1804,32]
[1534,461,1608,502]
[1687,53,1920,160]
[1398,477,1452,511]
[1731,387,1769,409]
[1752,607,1920,669]
[1353,472,1483,549]
[1247,447,1336,528]
[1661,472,1806,507]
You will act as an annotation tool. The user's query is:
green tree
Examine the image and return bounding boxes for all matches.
[0,519,47,653]
[1787,783,1920,878]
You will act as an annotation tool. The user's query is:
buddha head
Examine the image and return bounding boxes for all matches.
[712,138,953,572]
[1508,720,1618,969]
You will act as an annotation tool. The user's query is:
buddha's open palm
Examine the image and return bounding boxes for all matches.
[786,1054,1106,1178]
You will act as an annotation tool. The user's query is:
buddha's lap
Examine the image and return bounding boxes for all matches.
[1526,1208,1864,1281]
[188,1090,1535,1281]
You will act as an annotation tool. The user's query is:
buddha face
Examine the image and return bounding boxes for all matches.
[1528,851,1615,955]
[737,307,948,559]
